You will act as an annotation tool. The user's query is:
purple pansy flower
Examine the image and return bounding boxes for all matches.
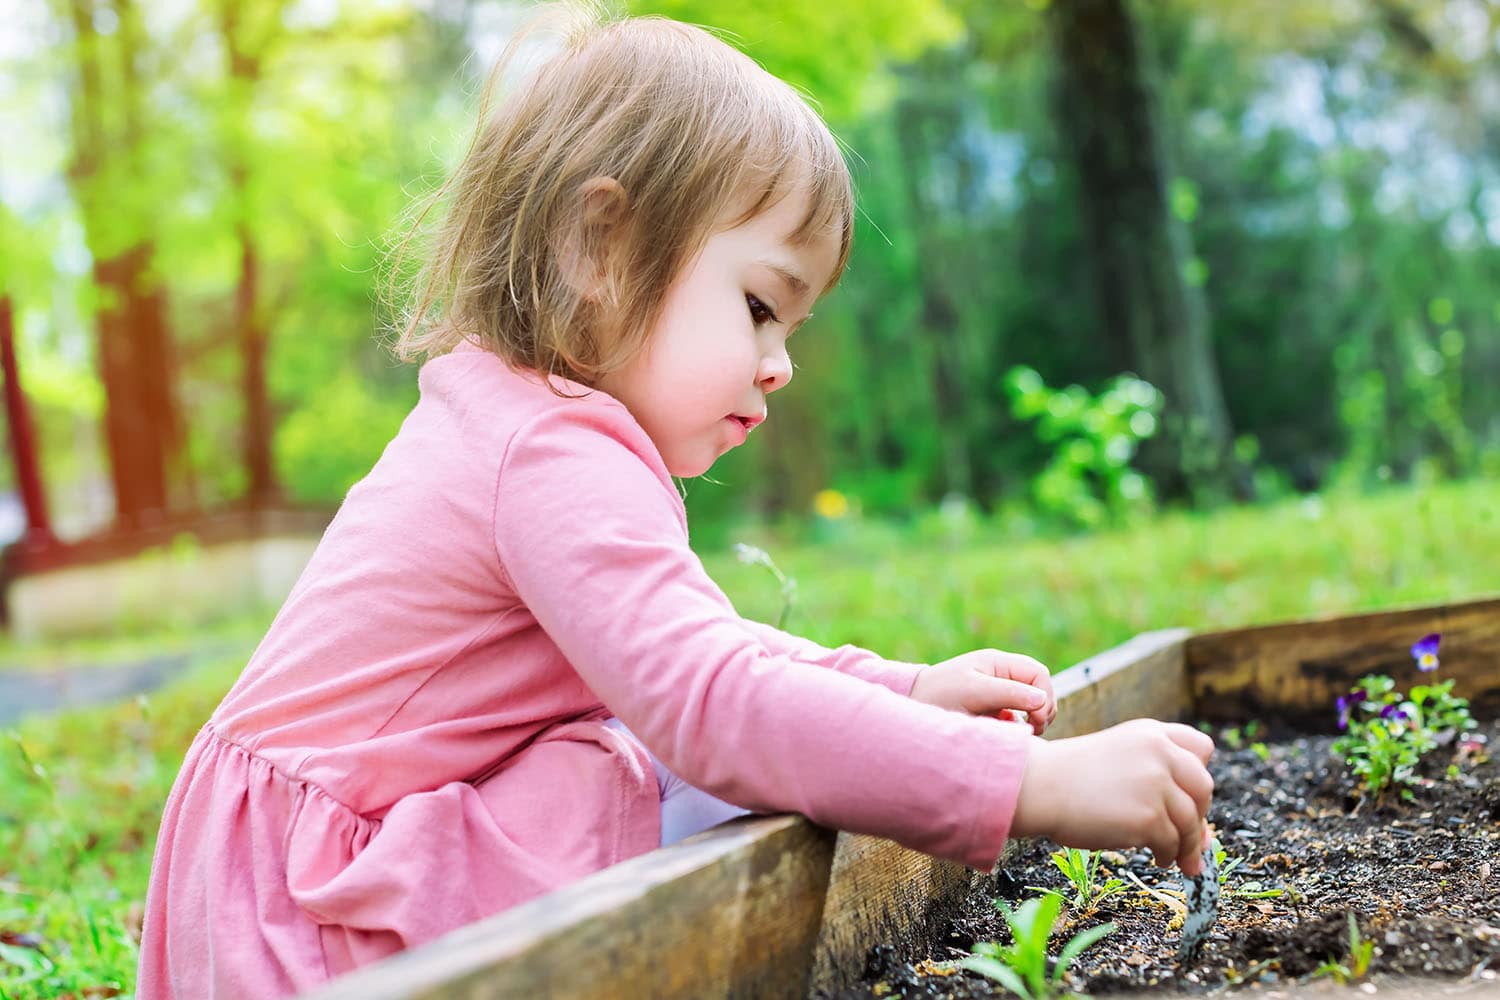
[1411,632,1441,672]
[1336,687,1369,730]
[1379,703,1409,722]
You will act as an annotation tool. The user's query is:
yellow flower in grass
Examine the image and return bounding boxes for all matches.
[813,489,849,520]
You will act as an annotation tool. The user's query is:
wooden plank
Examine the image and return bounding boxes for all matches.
[809,835,980,991]
[1048,627,1194,738]
[807,628,1192,994]
[1187,595,1500,726]
[304,813,835,1000]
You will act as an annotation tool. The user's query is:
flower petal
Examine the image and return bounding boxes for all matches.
[1411,633,1441,659]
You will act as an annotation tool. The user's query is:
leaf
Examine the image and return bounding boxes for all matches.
[961,954,1033,998]
[1054,921,1117,981]
[0,940,56,978]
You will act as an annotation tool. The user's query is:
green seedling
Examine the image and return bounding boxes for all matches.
[1311,913,1374,984]
[1210,839,1244,885]
[1221,720,1264,752]
[963,893,1116,1000]
[1027,847,1125,911]
[1210,839,1289,900]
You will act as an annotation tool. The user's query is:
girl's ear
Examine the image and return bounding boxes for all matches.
[555,176,631,303]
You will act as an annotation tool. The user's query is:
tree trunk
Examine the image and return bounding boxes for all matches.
[65,0,182,527]
[895,106,974,500]
[217,0,283,507]
[0,297,55,548]
[1046,0,1244,500]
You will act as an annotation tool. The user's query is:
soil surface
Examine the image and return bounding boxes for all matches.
[820,720,1500,998]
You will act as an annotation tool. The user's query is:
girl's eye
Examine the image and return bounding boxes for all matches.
[745,293,779,327]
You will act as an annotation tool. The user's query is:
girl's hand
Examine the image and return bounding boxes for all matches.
[1010,719,1216,875]
[909,648,1058,735]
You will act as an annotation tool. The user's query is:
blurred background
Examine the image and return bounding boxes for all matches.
[3,0,1498,564]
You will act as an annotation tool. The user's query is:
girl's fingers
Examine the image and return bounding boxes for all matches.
[1165,722,1215,764]
[1168,744,1215,817]
[966,677,1048,716]
[1164,786,1204,874]
[1147,811,1180,871]
[996,652,1052,690]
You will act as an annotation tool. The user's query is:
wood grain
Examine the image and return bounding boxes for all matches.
[1187,596,1500,726]
[1048,627,1194,738]
[304,813,835,1000]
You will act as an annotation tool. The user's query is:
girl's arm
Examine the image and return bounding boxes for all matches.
[492,403,1031,872]
[736,619,923,696]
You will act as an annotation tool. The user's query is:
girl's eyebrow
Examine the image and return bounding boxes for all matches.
[756,257,810,298]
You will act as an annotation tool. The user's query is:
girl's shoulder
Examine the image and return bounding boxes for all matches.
[415,343,644,455]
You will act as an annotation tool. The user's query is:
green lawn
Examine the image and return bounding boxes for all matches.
[2,478,1497,998]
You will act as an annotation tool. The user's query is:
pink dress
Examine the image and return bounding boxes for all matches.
[136,345,1030,999]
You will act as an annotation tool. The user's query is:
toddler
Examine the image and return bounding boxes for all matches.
[137,9,1213,999]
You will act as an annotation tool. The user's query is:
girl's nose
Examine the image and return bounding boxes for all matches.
[758,346,793,393]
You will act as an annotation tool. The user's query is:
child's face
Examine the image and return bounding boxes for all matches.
[598,188,838,478]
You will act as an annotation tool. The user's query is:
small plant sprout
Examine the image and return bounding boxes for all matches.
[1221,720,1264,752]
[732,543,798,629]
[1311,914,1374,984]
[962,894,1116,1000]
[1205,838,1290,901]
[1027,847,1125,912]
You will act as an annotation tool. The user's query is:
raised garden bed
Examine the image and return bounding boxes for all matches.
[306,595,1500,1000]
[827,719,1499,998]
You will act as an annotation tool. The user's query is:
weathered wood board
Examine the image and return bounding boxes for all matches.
[305,814,835,999]
[1188,595,1500,727]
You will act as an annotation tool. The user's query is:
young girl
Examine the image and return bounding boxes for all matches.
[137,10,1214,998]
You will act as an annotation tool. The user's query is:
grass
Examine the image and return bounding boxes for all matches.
[0,613,268,674]
[3,477,1498,997]
[704,481,1499,671]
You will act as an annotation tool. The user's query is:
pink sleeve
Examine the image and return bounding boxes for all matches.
[492,405,1029,871]
[737,619,924,697]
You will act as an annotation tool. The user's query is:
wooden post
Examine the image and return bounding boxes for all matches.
[0,296,55,547]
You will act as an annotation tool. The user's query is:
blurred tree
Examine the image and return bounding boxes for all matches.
[1044,0,1242,500]
[626,0,961,121]
[210,0,285,508]
[62,0,185,526]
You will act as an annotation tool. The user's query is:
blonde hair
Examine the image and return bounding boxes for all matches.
[384,4,854,389]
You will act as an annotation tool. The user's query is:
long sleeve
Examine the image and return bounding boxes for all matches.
[738,619,923,697]
[491,403,1030,872]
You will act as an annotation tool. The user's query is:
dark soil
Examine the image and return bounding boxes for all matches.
[820,720,1500,998]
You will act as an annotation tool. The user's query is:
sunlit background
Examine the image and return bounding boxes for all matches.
[4,0,1498,556]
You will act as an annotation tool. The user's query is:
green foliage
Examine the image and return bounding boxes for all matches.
[1209,838,1243,885]
[1331,668,1476,801]
[962,894,1115,1000]
[1409,678,1478,738]
[626,0,961,121]
[1028,848,1125,912]
[1312,914,1375,985]
[0,646,255,999]
[1004,367,1163,530]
